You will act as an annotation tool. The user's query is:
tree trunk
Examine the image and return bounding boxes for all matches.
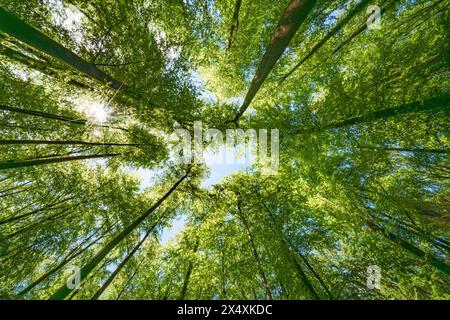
[0,139,139,147]
[231,0,317,122]
[19,231,103,296]
[236,200,273,300]
[358,145,450,154]
[1,104,81,125]
[115,259,144,300]
[368,221,450,276]
[0,8,128,93]
[0,44,91,90]
[278,0,371,85]
[0,195,75,225]
[255,190,322,299]
[179,239,200,300]
[332,1,396,55]
[49,168,190,300]
[298,94,450,134]
[227,0,242,50]
[0,104,127,131]
[91,226,155,300]
[0,153,120,171]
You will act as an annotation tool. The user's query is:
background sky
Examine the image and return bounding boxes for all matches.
[159,147,252,244]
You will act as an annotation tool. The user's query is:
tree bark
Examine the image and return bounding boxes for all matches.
[49,168,191,300]
[91,226,155,300]
[178,238,200,300]
[278,0,371,86]
[0,7,135,96]
[0,140,139,147]
[0,153,120,171]
[227,0,242,50]
[297,94,450,134]
[357,145,450,154]
[231,0,317,123]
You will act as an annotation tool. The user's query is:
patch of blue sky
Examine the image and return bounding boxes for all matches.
[122,166,162,192]
[202,162,251,188]
[243,63,257,82]
[338,162,353,169]
[201,143,254,188]
[190,70,218,104]
[227,96,244,106]
[85,158,108,169]
[159,214,187,245]
[324,8,345,27]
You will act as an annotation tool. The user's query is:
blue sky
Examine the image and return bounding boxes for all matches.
[157,146,252,244]
[159,214,187,244]
[158,162,249,244]
[202,162,250,187]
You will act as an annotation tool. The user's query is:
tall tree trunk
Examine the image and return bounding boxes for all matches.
[0,140,139,147]
[115,259,144,300]
[91,226,156,300]
[231,0,317,123]
[380,213,450,254]
[295,250,333,299]
[0,153,120,171]
[49,168,190,300]
[297,94,450,134]
[236,200,273,300]
[162,276,174,300]
[0,104,127,131]
[357,145,450,154]
[227,0,242,50]
[278,0,371,86]
[19,231,103,296]
[350,197,450,276]
[178,239,200,300]
[0,7,132,94]
[367,221,450,276]
[255,190,323,299]
[6,204,80,239]
[0,195,75,225]
[66,258,112,300]
[0,123,54,132]
[332,2,393,55]
[0,44,91,90]
[0,181,32,197]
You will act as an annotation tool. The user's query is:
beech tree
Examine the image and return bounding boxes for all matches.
[0,0,448,300]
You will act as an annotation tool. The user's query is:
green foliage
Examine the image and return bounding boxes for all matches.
[0,0,448,300]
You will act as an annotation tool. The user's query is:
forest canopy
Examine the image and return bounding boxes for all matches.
[0,0,449,300]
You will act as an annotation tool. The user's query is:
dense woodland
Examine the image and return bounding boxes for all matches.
[0,0,449,300]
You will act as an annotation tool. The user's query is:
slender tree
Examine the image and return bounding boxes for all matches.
[277,0,372,86]
[0,154,120,170]
[230,0,317,123]
[49,168,191,300]
[0,7,127,92]
[296,94,450,134]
